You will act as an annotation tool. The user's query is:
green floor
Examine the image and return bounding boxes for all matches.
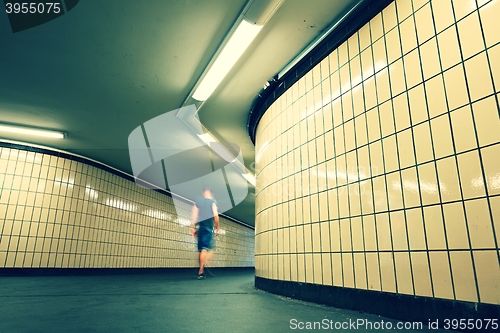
[0,268,447,332]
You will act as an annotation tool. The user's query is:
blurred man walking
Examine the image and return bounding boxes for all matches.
[190,186,219,279]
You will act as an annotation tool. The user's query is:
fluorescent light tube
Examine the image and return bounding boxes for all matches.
[0,124,66,139]
[242,173,256,187]
[192,20,262,101]
[197,132,217,144]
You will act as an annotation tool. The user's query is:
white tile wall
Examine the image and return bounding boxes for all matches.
[0,146,254,268]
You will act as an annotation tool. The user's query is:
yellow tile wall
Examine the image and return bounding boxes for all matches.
[255,0,500,305]
[0,146,254,268]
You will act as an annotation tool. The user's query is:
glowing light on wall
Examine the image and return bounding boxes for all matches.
[143,210,171,220]
[105,198,136,212]
[85,185,99,200]
[256,141,270,162]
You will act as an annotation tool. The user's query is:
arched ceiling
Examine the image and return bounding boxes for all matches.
[0,0,359,225]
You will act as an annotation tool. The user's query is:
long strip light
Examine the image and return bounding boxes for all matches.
[199,131,256,187]
[0,124,66,139]
[184,0,284,189]
[242,173,256,187]
[192,20,262,101]
[197,132,217,144]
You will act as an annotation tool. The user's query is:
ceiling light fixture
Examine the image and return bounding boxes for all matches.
[197,132,218,144]
[0,123,66,139]
[192,20,262,101]
[177,0,284,190]
[191,0,284,102]
[242,173,256,187]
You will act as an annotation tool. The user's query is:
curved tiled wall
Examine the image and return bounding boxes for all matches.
[255,0,499,306]
[0,144,254,268]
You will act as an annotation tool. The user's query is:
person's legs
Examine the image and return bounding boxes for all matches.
[203,250,215,276]
[198,249,208,275]
[206,232,215,269]
[197,226,213,277]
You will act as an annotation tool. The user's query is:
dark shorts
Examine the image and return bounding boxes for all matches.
[197,226,214,252]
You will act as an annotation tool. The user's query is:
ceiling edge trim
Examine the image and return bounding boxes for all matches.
[0,140,254,230]
[246,0,394,144]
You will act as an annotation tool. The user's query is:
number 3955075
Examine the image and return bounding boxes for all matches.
[5,2,62,14]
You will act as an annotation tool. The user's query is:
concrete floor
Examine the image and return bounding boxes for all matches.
[0,268,448,333]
